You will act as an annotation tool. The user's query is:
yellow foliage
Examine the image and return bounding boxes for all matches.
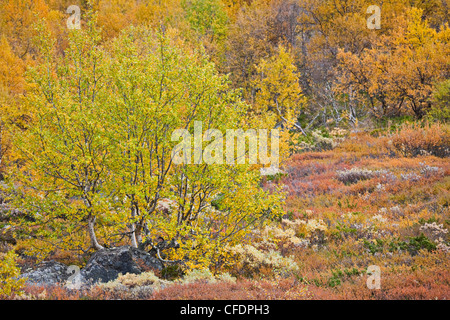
[337,7,450,118]
[252,45,305,129]
[251,44,307,162]
[0,251,26,296]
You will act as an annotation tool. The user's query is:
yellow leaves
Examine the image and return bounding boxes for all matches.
[402,7,437,48]
[0,35,26,97]
[252,44,304,128]
[337,5,449,118]
[251,44,306,163]
[0,250,26,296]
[96,0,136,39]
[0,35,28,174]
[221,0,245,22]
[436,23,450,44]
[95,0,186,40]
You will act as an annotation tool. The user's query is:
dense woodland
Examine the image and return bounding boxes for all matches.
[0,0,449,299]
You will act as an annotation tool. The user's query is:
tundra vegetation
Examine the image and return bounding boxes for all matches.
[0,0,448,299]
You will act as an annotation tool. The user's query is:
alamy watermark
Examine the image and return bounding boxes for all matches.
[65,265,82,290]
[366,265,381,289]
[66,4,381,30]
[367,5,381,30]
[171,121,280,168]
[66,5,81,30]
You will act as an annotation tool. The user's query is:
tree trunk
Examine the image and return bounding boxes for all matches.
[130,204,138,248]
[87,215,104,250]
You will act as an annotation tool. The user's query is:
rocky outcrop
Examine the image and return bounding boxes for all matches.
[80,246,164,285]
[20,260,70,286]
[19,246,165,287]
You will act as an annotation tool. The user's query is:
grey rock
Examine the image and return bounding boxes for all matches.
[20,260,70,286]
[80,246,163,285]
[18,246,164,288]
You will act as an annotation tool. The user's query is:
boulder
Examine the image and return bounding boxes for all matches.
[80,246,163,285]
[20,260,70,286]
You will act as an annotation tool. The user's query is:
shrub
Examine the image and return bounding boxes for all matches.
[365,233,438,256]
[419,163,443,178]
[363,239,385,255]
[98,271,168,298]
[0,250,26,296]
[216,273,237,283]
[226,244,299,278]
[294,128,346,153]
[403,233,437,255]
[391,122,450,157]
[336,168,374,185]
[419,222,448,244]
[389,206,404,217]
[327,268,362,288]
[428,79,450,122]
[151,278,308,300]
[181,268,217,284]
[400,172,422,182]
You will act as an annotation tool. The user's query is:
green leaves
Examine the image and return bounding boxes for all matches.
[183,0,229,41]
[9,19,284,266]
[0,251,25,296]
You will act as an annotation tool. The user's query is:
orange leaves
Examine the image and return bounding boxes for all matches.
[0,36,27,175]
[336,7,450,118]
[0,36,26,97]
[391,121,450,158]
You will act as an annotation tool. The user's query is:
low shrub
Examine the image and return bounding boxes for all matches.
[97,271,168,299]
[151,278,308,300]
[336,168,374,185]
[327,268,363,288]
[181,268,217,284]
[364,234,438,256]
[391,122,450,157]
[294,128,347,153]
[419,222,449,244]
[225,244,299,278]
